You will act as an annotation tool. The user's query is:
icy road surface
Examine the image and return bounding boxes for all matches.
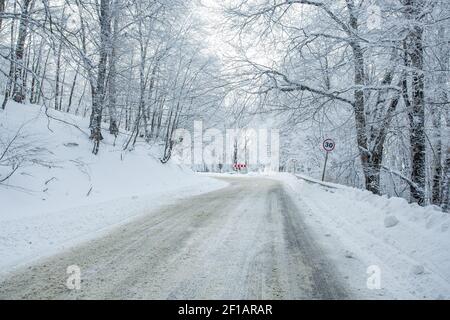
[0,177,349,299]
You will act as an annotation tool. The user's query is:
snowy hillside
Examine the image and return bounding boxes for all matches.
[0,102,227,273]
[278,174,450,299]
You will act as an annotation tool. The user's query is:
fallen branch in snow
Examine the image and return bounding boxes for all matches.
[43,106,89,138]
[0,163,19,183]
[0,126,26,184]
[0,124,53,186]
[380,165,423,195]
[44,177,57,185]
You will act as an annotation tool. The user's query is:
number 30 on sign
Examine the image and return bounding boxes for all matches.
[323,139,335,152]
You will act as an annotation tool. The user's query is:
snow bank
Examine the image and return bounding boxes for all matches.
[0,102,227,274]
[277,173,450,299]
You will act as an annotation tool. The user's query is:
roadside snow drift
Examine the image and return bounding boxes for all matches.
[278,173,450,299]
[0,102,226,274]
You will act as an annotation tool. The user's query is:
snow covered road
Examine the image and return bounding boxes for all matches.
[0,177,349,299]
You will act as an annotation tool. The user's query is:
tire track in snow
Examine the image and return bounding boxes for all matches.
[0,177,349,299]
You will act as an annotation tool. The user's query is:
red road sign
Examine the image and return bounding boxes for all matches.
[233,163,247,170]
[323,139,335,152]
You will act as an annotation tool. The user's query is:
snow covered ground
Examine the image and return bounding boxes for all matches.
[1,103,449,299]
[0,102,227,274]
[277,173,450,299]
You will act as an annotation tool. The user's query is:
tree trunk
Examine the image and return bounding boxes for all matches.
[431,108,443,205]
[0,0,5,30]
[54,43,62,110]
[404,0,426,205]
[2,1,17,110]
[67,65,79,112]
[59,67,66,111]
[432,25,449,208]
[442,106,450,212]
[107,0,119,136]
[89,0,111,154]
[30,38,44,104]
[346,0,380,194]
[12,0,32,104]
[22,36,32,100]
[37,49,50,105]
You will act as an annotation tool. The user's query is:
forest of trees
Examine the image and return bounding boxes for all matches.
[224,0,449,210]
[0,0,227,154]
[0,0,449,211]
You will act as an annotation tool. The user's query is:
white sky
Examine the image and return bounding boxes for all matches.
[194,0,234,60]
[193,0,275,66]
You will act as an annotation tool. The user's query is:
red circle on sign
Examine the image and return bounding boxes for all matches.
[323,139,335,152]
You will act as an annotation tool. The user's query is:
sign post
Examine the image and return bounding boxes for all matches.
[290,159,298,174]
[321,139,335,181]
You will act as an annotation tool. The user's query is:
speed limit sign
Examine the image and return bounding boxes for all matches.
[322,139,335,182]
[323,139,335,152]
